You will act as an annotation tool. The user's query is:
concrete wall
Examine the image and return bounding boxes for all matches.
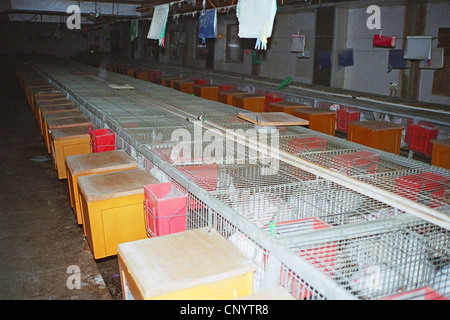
[157,2,448,105]
[341,1,449,104]
[213,16,252,75]
[260,9,316,84]
[3,1,448,105]
[418,1,450,105]
[343,4,405,96]
[331,6,349,88]
[0,21,88,57]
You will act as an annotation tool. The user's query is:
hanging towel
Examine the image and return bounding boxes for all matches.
[130,19,138,41]
[198,9,217,41]
[291,34,306,53]
[104,24,110,39]
[338,48,354,67]
[403,36,432,61]
[236,0,277,50]
[388,49,408,72]
[147,4,170,46]
[318,51,332,69]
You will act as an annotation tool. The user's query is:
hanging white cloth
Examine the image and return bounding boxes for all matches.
[404,36,433,61]
[147,4,170,45]
[236,0,277,50]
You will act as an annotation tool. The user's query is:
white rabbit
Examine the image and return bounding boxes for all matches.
[339,233,432,299]
[231,191,284,228]
[430,263,450,298]
[228,231,266,292]
[348,263,405,298]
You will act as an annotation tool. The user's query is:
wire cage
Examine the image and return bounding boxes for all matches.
[277,133,356,154]
[213,178,405,230]
[199,114,255,130]
[280,219,450,299]
[112,115,189,129]
[299,148,413,176]
[32,60,450,301]
[356,168,450,212]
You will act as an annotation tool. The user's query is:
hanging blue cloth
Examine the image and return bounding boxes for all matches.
[388,49,408,73]
[338,49,354,67]
[318,51,332,69]
[198,9,217,41]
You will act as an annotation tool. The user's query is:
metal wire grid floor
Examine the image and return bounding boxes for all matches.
[28,59,450,300]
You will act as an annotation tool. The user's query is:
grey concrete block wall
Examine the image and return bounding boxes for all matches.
[3,2,449,105]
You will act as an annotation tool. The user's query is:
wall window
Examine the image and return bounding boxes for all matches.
[226,24,243,63]
[169,30,181,60]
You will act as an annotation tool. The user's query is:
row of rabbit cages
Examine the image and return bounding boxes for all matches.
[356,167,450,211]
[277,132,431,177]
[144,137,449,299]
[276,217,449,300]
[168,160,449,299]
[148,141,443,228]
[112,115,190,130]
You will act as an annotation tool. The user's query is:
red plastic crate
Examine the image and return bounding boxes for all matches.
[153,147,208,165]
[218,84,236,91]
[275,218,335,299]
[406,123,438,158]
[194,79,207,85]
[176,163,219,210]
[178,163,218,191]
[143,182,187,237]
[395,172,448,208]
[149,70,162,82]
[381,287,448,300]
[89,127,115,153]
[265,94,283,112]
[149,70,157,82]
[288,137,328,179]
[336,107,360,133]
[121,122,139,128]
[333,150,379,175]
[288,136,328,154]
[317,101,332,110]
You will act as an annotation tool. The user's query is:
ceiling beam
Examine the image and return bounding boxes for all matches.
[4,9,137,18]
[135,0,357,15]
[64,0,147,4]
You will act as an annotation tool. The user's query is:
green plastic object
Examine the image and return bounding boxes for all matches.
[251,50,261,65]
[130,19,138,41]
[269,221,276,236]
[277,76,292,90]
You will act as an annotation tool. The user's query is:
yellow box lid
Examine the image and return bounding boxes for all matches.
[117,227,257,298]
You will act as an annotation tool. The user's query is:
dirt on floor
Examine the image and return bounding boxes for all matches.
[0,58,122,300]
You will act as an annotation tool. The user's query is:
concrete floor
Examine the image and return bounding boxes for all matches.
[0,60,122,300]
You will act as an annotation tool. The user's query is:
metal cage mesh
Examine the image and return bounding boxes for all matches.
[30,60,450,300]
